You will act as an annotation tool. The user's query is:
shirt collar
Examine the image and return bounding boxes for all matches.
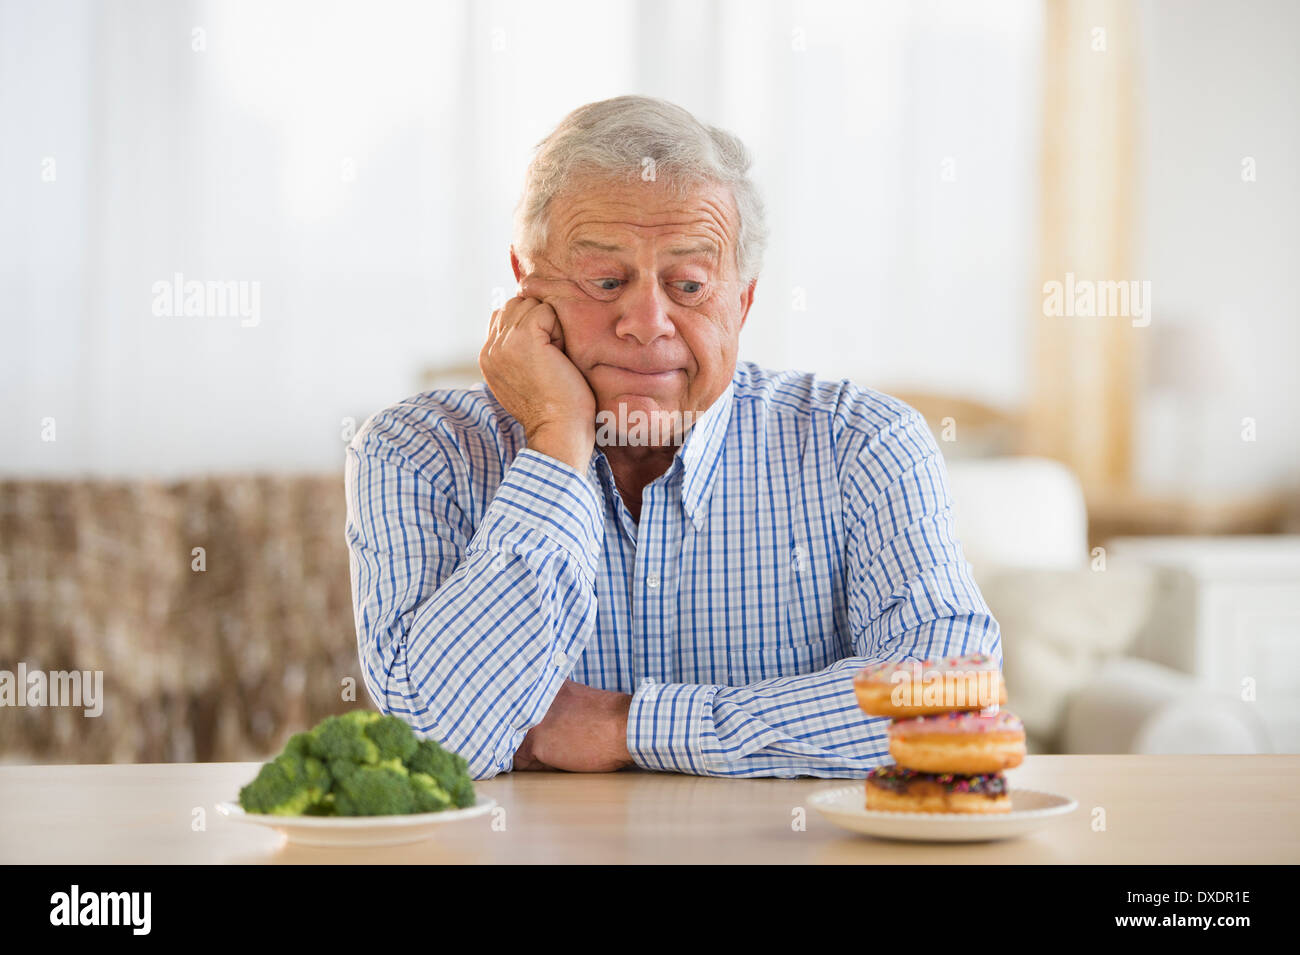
[675,375,735,531]
[587,371,736,533]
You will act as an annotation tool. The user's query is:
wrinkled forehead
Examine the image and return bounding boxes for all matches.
[549,175,738,269]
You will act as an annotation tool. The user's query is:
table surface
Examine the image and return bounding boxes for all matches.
[2,755,1297,863]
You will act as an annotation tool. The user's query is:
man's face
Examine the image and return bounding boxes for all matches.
[517,176,756,442]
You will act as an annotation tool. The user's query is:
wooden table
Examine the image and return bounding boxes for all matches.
[1,755,1297,863]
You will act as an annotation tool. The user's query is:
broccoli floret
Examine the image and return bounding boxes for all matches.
[409,771,453,812]
[302,793,337,815]
[328,758,360,783]
[239,711,476,816]
[444,776,476,809]
[282,731,312,760]
[406,737,465,779]
[407,738,476,808]
[308,711,381,764]
[239,750,332,816]
[333,760,416,816]
[365,714,419,763]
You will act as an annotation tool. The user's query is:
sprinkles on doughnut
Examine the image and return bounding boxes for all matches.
[888,710,1026,775]
[865,765,1011,814]
[853,652,1006,717]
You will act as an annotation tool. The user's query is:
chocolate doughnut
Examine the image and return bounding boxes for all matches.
[865,765,1011,814]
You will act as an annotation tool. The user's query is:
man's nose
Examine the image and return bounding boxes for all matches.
[614,279,676,345]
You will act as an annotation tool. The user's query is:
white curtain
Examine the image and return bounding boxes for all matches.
[1,0,1041,476]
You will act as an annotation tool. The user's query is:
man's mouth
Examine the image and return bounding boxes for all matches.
[596,363,684,380]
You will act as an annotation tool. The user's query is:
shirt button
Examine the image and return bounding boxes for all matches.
[551,649,568,668]
[792,546,805,572]
[646,572,660,589]
[492,554,508,571]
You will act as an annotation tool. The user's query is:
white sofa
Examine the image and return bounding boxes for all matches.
[944,456,1270,754]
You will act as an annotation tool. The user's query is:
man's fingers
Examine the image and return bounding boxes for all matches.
[547,312,566,350]
[493,294,565,348]
[491,271,577,337]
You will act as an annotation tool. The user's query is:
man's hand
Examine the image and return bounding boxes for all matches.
[512,679,634,773]
[478,271,596,473]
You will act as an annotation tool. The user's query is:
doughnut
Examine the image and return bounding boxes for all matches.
[888,710,1025,774]
[865,765,1011,814]
[854,652,1005,717]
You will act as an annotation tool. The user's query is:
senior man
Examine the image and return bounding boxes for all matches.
[345,95,1001,780]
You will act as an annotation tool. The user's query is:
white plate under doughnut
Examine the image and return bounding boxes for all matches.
[809,785,1077,843]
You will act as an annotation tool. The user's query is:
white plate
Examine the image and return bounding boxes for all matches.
[215,797,497,847]
[809,785,1077,843]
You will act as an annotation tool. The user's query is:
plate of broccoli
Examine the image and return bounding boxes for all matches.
[217,710,494,847]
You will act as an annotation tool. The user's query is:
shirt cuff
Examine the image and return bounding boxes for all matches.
[625,679,719,773]
[468,449,604,581]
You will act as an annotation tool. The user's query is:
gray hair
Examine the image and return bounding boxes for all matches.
[512,95,768,286]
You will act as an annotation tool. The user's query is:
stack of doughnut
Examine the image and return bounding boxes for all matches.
[853,653,1025,813]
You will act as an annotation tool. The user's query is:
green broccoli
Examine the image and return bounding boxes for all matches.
[327,758,360,783]
[238,710,477,816]
[333,759,417,816]
[409,771,453,812]
[302,794,337,815]
[238,748,331,815]
[281,731,312,759]
[307,710,382,764]
[407,738,476,808]
[365,714,420,763]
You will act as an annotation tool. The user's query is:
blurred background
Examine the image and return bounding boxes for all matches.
[2,0,1297,764]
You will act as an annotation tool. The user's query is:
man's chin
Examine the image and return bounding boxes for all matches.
[594,398,692,449]
[597,393,669,415]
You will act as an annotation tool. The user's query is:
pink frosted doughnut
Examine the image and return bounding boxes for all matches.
[888,710,1026,774]
[853,653,1005,717]
[891,711,1024,736]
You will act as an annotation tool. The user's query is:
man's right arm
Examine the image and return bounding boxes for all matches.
[344,410,602,780]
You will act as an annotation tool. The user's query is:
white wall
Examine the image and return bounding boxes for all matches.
[4,0,1037,477]
[1134,0,1300,493]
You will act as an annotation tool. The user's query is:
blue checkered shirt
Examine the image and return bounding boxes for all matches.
[345,360,1001,779]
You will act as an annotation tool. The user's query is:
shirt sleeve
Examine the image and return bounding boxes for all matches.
[624,406,1002,777]
[345,408,603,780]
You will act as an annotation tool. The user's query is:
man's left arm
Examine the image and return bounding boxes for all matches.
[623,407,1002,778]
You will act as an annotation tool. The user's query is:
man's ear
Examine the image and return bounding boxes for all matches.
[738,278,758,331]
[510,247,525,284]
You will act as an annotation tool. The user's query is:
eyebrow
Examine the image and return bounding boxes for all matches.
[667,241,720,261]
[570,238,720,261]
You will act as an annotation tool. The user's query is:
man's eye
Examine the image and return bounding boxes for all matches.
[590,278,702,294]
